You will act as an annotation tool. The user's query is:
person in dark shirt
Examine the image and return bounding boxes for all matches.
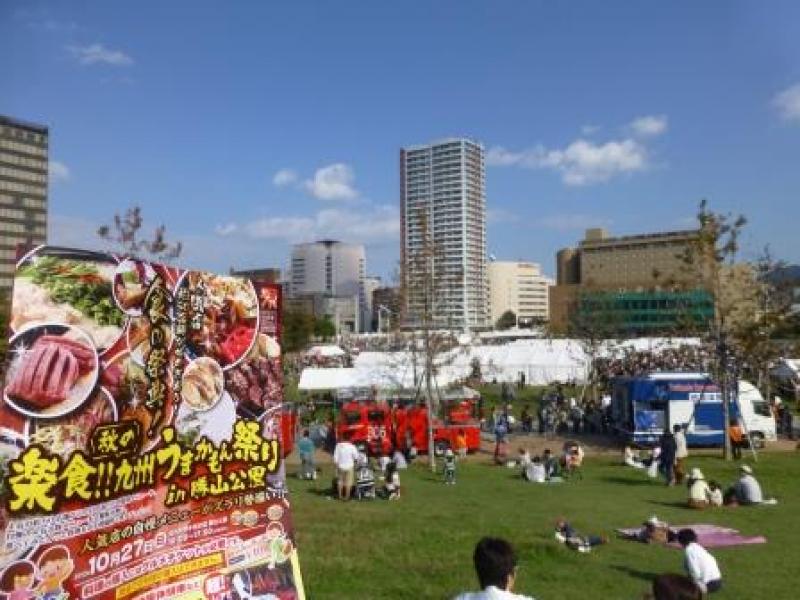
[659,430,677,486]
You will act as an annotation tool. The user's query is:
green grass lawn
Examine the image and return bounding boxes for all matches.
[287,451,799,599]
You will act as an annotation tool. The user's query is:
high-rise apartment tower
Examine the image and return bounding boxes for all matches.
[0,115,48,294]
[400,138,488,330]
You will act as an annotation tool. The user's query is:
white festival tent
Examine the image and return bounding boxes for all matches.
[299,337,702,392]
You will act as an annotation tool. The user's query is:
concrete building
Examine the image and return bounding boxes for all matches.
[488,261,553,327]
[287,240,367,332]
[549,227,708,334]
[284,292,360,334]
[400,138,488,330]
[0,115,48,294]
[229,267,281,285]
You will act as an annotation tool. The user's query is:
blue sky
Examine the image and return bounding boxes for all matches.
[2,1,799,280]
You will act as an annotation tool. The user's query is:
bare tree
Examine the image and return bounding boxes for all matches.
[400,211,467,471]
[97,206,183,262]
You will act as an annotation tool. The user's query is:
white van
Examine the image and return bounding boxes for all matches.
[737,380,777,445]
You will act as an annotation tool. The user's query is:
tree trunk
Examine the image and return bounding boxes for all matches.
[722,368,732,461]
[424,330,436,472]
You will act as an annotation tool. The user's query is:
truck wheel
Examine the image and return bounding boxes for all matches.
[435,440,450,456]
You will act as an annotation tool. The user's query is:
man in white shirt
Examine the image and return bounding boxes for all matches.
[677,528,722,594]
[333,439,360,501]
[454,537,536,600]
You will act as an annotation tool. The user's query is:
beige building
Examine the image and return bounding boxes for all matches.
[549,227,703,333]
[1,116,48,294]
[489,261,552,326]
[563,227,700,289]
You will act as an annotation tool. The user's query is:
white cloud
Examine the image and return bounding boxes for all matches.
[217,205,399,243]
[629,114,668,137]
[537,214,612,231]
[487,138,648,186]
[67,44,134,66]
[304,163,358,200]
[773,83,800,122]
[581,124,601,136]
[49,161,71,183]
[272,168,298,187]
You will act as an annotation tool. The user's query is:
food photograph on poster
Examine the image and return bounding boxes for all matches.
[0,246,305,600]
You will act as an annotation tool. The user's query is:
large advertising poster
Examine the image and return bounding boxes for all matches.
[0,247,305,600]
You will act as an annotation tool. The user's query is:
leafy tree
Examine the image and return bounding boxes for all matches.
[97,206,183,262]
[282,310,315,353]
[314,316,336,340]
[495,310,517,330]
[678,199,749,460]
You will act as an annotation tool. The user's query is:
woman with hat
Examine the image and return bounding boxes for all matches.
[686,468,712,509]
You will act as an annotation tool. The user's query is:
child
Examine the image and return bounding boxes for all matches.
[384,461,401,500]
[707,481,723,507]
[554,518,608,553]
[524,456,546,483]
[444,448,457,485]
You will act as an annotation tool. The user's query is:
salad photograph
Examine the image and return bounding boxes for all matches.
[11,250,125,351]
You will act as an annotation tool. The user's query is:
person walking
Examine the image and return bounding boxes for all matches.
[659,428,677,486]
[673,424,689,485]
[728,419,744,460]
[677,528,722,595]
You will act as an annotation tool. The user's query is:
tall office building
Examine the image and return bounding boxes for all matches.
[287,240,367,333]
[489,261,553,326]
[400,138,488,330]
[0,116,48,294]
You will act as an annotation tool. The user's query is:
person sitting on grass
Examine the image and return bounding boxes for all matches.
[650,574,702,600]
[676,528,722,595]
[524,456,546,483]
[554,518,608,553]
[686,468,712,509]
[724,464,770,506]
[620,516,671,544]
[444,448,457,485]
[454,537,535,600]
[383,460,401,500]
[623,445,644,468]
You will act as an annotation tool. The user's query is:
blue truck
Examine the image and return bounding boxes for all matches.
[610,372,776,447]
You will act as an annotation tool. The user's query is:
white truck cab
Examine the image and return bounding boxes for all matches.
[737,380,777,444]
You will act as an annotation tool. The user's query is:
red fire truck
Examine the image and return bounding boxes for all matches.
[394,402,481,456]
[335,401,394,455]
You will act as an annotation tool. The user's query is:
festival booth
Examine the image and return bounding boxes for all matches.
[0,246,305,600]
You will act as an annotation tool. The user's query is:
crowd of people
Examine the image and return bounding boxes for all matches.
[594,345,714,389]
